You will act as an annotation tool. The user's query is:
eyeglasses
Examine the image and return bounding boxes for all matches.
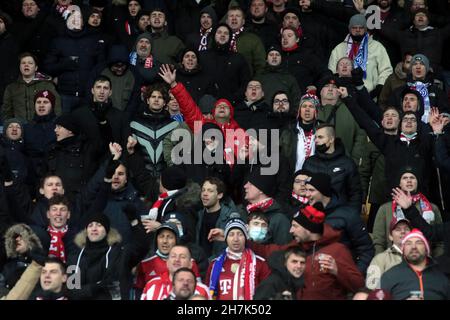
[402,117,417,123]
[274,99,289,104]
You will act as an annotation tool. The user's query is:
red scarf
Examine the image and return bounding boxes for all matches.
[246,198,274,213]
[392,193,433,223]
[348,42,360,60]
[148,190,179,220]
[282,43,299,52]
[47,225,68,263]
[292,192,309,204]
[228,249,256,300]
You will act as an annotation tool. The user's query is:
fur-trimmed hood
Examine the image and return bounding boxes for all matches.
[4,224,43,258]
[73,228,122,249]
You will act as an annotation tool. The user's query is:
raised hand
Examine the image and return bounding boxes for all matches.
[208,228,225,242]
[109,142,122,160]
[391,187,412,209]
[337,86,349,99]
[158,64,177,88]
[127,136,138,155]
[353,0,365,13]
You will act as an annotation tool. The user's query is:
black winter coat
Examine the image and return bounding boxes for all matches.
[281,44,330,94]
[233,99,272,131]
[303,139,363,210]
[23,113,57,180]
[344,95,434,197]
[9,11,55,64]
[43,28,106,97]
[0,32,19,104]
[175,66,217,103]
[380,22,450,70]
[45,135,106,203]
[323,196,374,275]
[199,49,251,105]
[71,101,130,148]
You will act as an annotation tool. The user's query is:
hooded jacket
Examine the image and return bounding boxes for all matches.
[67,228,123,300]
[253,249,304,300]
[2,224,42,289]
[249,224,365,300]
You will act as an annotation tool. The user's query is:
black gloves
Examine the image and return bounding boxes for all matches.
[105,158,121,180]
[370,84,383,99]
[351,67,365,87]
[29,247,48,266]
[123,203,138,222]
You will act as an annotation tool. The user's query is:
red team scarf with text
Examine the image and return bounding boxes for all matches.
[47,225,68,263]
[230,27,244,52]
[246,198,274,213]
[292,192,309,205]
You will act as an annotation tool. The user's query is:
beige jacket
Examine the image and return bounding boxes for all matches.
[366,245,403,290]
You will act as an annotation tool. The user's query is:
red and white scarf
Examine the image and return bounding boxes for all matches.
[47,225,68,263]
[230,27,244,52]
[246,198,273,213]
[227,248,257,300]
[148,190,179,220]
[400,132,417,145]
[295,123,315,171]
[392,192,434,224]
[198,28,212,51]
[292,191,309,205]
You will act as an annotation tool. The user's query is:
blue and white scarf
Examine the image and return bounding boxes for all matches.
[408,81,431,123]
[346,33,369,79]
[353,33,369,79]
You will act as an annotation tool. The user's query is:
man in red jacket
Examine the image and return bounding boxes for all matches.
[209,205,364,299]
[158,64,245,166]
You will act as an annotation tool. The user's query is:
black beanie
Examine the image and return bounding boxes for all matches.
[160,166,187,190]
[85,213,110,234]
[55,114,79,135]
[397,165,421,189]
[247,169,276,197]
[292,203,325,234]
[306,172,332,197]
[293,169,312,179]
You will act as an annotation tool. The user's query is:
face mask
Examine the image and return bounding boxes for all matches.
[249,226,267,242]
[315,143,329,153]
